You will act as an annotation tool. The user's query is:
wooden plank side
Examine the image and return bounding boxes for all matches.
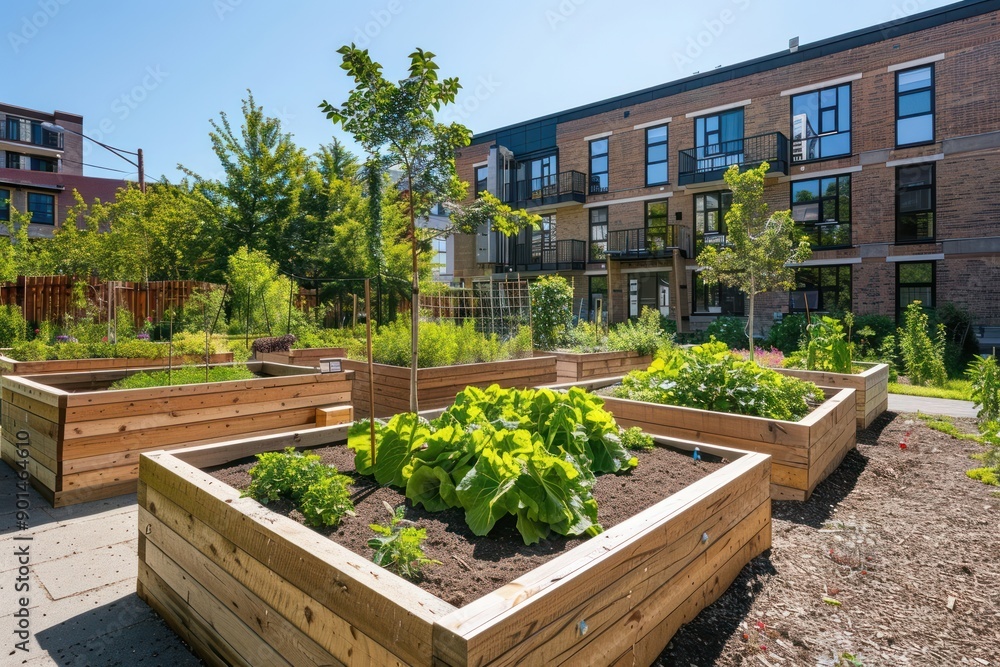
[433,453,770,665]
[171,424,351,468]
[2,376,68,407]
[807,419,857,492]
[3,387,62,422]
[141,452,454,667]
[143,522,343,667]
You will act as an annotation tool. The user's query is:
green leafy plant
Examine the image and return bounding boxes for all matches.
[0,305,27,348]
[109,365,256,389]
[619,426,654,450]
[368,502,440,579]
[615,341,825,421]
[968,355,1000,422]
[765,313,807,354]
[806,316,852,374]
[243,447,354,527]
[566,320,607,353]
[530,275,574,350]
[347,385,639,545]
[704,317,749,351]
[897,301,947,387]
[607,307,670,356]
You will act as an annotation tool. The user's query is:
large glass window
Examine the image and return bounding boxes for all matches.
[896,65,934,147]
[529,213,556,263]
[529,155,558,198]
[588,276,607,323]
[791,84,851,162]
[896,164,935,243]
[27,192,55,225]
[791,174,851,248]
[791,265,852,313]
[695,109,744,172]
[897,261,935,317]
[5,152,22,169]
[0,188,9,221]
[29,156,56,172]
[474,165,488,197]
[645,200,670,252]
[694,191,731,253]
[589,138,608,194]
[694,274,744,315]
[645,125,668,185]
[589,207,607,262]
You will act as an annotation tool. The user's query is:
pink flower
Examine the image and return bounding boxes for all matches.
[102,336,108,342]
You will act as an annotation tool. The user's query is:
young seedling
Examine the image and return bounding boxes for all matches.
[368,502,440,579]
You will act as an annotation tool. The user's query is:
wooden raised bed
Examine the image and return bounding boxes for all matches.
[540,350,653,383]
[602,387,856,501]
[254,346,346,367]
[137,423,771,666]
[0,361,353,507]
[341,357,557,418]
[0,351,234,376]
[775,362,889,429]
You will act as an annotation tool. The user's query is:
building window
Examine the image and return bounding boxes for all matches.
[431,237,447,279]
[695,108,743,172]
[589,207,607,262]
[27,192,55,225]
[896,164,935,243]
[897,261,935,317]
[6,152,22,169]
[529,213,556,263]
[0,188,9,222]
[791,174,851,248]
[694,191,731,253]
[791,265,852,313]
[645,200,671,252]
[791,83,851,162]
[645,125,668,185]
[528,154,558,199]
[896,65,934,147]
[29,156,57,172]
[588,275,607,323]
[693,274,744,316]
[589,138,608,194]
[474,165,488,197]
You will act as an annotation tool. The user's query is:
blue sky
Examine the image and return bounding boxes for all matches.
[6,0,957,183]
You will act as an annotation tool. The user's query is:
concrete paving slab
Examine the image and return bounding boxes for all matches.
[10,513,137,569]
[32,541,137,601]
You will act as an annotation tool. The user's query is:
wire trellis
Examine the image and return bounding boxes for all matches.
[418,278,531,340]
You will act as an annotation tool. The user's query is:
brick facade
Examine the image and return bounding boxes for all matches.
[454,2,1000,330]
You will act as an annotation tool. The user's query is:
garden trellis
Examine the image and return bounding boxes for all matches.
[417,278,531,340]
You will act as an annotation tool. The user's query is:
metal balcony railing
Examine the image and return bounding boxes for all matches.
[506,171,587,207]
[606,225,692,259]
[0,118,63,150]
[678,132,788,185]
[499,239,586,271]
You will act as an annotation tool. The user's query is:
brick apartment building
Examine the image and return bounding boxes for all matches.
[454,0,1000,334]
[0,103,127,238]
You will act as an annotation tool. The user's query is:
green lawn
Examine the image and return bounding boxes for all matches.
[888,379,974,401]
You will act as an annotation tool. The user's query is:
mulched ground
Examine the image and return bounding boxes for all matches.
[207,411,1000,666]
[208,443,724,607]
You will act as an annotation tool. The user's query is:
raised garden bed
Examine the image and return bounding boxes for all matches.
[775,362,889,429]
[601,386,856,501]
[0,361,353,507]
[341,357,557,418]
[137,420,771,666]
[538,350,653,384]
[0,351,234,376]
[254,346,346,367]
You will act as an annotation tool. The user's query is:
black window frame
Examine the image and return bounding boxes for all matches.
[790,83,852,163]
[790,264,852,313]
[5,152,22,169]
[0,188,9,222]
[26,192,55,225]
[589,137,609,194]
[896,261,936,320]
[895,64,935,148]
[588,275,608,323]
[645,125,669,186]
[29,155,57,172]
[895,163,935,244]
[474,165,488,197]
[692,272,745,316]
[790,174,852,249]
[589,206,607,262]
[644,200,671,251]
[694,191,732,253]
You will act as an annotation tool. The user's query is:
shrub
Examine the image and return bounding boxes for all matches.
[765,314,807,354]
[251,334,297,355]
[565,320,607,352]
[934,302,980,378]
[615,341,825,421]
[169,331,229,357]
[805,316,852,374]
[0,305,27,348]
[529,275,573,350]
[112,340,167,359]
[607,307,669,356]
[704,316,748,350]
[9,339,54,361]
[897,301,947,387]
[968,355,1000,422]
[109,365,256,389]
[367,319,531,368]
[851,314,895,360]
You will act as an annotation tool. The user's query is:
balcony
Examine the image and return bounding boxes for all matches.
[677,132,788,186]
[606,225,692,260]
[506,171,587,209]
[0,119,63,151]
[497,239,586,272]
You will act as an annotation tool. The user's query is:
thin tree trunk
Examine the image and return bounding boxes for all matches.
[748,291,756,363]
[408,176,419,413]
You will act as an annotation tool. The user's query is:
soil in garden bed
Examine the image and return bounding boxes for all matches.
[207,444,724,607]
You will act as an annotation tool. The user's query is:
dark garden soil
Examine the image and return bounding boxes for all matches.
[207,444,725,608]
[206,411,1000,666]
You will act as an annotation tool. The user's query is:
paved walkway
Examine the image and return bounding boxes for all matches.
[887,392,979,418]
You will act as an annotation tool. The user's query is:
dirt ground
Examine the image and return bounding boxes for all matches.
[660,411,1000,667]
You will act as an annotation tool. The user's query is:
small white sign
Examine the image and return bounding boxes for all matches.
[319,358,342,374]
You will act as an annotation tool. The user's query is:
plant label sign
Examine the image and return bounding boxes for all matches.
[319,358,342,374]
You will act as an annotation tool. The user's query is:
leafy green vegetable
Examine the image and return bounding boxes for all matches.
[243,447,354,528]
[368,503,440,579]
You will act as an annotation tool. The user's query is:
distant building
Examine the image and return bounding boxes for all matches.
[454,0,1000,330]
[0,103,127,237]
